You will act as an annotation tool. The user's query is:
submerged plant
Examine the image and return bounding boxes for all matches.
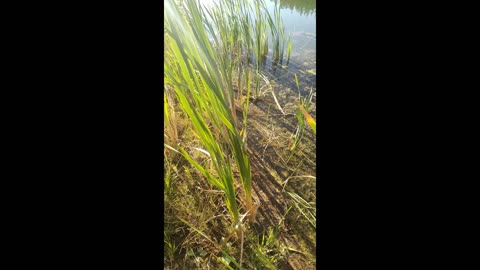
[286,33,293,65]
[264,0,289,66]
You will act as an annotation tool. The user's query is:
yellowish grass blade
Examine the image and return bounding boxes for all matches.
[297,101,316,134]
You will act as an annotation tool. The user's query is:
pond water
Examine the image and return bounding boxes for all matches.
[262,0,316,100]
[265,0,316,70]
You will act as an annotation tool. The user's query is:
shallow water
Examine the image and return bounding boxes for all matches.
[265,0,316,70]
[200,0,316,74]
[257,0,316,114]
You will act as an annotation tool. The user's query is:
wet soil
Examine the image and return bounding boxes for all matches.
[234,66,317,269]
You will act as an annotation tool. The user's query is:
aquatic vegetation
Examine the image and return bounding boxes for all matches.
[286,33,293,65]
[164,0,316,268]
[165,0,253,228]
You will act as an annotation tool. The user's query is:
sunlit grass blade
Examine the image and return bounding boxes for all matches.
[297,101,316,134]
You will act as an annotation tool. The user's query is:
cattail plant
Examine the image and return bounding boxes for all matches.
[164,0,255,230]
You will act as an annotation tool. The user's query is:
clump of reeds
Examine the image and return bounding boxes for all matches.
[264,0,287,66]
[165,0,255,231]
